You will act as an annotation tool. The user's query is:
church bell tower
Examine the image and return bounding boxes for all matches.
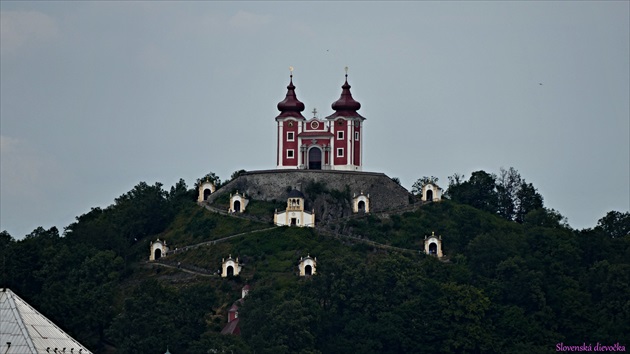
[276,67,305,169]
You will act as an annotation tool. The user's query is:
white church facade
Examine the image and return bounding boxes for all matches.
[274,189,315,228]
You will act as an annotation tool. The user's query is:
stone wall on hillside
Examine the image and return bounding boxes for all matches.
[207,170,412,216]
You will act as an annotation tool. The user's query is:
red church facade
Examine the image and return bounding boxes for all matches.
[276,71,365,171]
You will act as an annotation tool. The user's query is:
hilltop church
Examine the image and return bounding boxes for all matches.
[195,68,440,219]
[149,68,447,340]
[275,68,365,171]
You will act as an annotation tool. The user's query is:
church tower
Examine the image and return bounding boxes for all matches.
[325,68,365,171]
[276,67,306,169]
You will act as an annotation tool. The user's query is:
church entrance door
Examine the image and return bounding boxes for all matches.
[429,243,437,255]
[308,147,322,170]
[234,200,241,212]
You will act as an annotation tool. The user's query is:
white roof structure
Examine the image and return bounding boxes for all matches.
[0,288,92,354]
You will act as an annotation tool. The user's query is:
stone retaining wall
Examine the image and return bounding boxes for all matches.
[208,169,412,213]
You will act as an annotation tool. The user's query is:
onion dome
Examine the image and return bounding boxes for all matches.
[288,189,305,199]
[276,74,306,119]
[326,73,365,120]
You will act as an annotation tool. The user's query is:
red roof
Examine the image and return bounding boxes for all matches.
[326,74,365,120]
[276,75,306,120]
[298,131,334,137]
[221,318,240,335]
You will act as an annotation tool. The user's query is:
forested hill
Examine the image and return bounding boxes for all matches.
[1,170,629,354]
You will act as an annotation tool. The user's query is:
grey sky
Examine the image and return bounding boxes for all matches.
[1,1,628,238]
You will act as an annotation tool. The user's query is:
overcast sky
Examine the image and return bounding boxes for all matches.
[1,1,628,238]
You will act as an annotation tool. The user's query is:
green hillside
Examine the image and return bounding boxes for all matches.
[1,175,629,354]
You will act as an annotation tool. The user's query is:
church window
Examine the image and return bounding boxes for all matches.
[355,131,359,140]
[337,148,344,157]
[287,132,294,141]
[337,131,344,140]
[287,149,294,158]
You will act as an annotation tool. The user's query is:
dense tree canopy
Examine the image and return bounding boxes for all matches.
[0,172,628,353]
[447,167,545,224]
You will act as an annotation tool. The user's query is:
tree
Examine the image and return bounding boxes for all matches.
[447,173,465,190]
[196,172,221,190]
[0,231,15,288]
[495,167,544,223]
[411,176,439,195]
[438,282,493,352]
[169,178,194,211]
[111,182,173,248]
[106,280,217,354]
[447,171,498,214]
[514,181,544,223]
[496,167,522,220]
[169,178,189,200]
[596,211,630,238]
[241,286,320,354]
[523,208,568,228]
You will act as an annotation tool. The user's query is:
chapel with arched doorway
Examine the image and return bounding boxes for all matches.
[229,191,249,213]
[298,255,317,276]
[197,180,216,202]
[149,239,169,261]
[424,232,443,258]
[221,255,242,278]
[421,183,443,202]
[275,67,365,171]
[353,191,370,214]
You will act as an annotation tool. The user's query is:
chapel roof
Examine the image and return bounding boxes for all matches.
[288,189,305,199]
[220,318,241,335]
[276,74,306,120]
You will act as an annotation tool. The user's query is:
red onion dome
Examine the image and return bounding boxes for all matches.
[326,74,365,120]
[276,75,306,119]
